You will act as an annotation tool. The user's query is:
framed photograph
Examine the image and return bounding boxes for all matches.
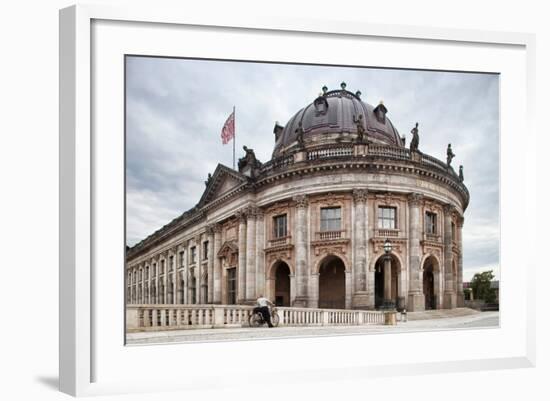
[59,4,536,397]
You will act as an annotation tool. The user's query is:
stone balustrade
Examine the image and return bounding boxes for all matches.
[316,230,345,241]
[126,304,392,332]
[375,228,400,238]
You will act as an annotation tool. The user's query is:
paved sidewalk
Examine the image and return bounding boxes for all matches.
[126,311,499,345]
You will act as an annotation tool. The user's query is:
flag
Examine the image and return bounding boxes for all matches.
[221,110,235,144]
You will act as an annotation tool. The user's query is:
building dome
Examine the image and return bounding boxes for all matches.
[273,83,403,157]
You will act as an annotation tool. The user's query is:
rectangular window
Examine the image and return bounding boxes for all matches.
[425,212,437,235]
[169,255,174,271]
[273,214,287,238]
[227,268,237,305]
[378,206,396,229]
[191,246,196,264]
[320,207,341,231]
[160,260,165,274]
[203,241,209,259]
[179,251,185,267]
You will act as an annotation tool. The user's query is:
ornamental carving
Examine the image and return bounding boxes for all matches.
[352,188,368,203]
[371,238,406,255]
[267,201,290,216]
[267,250,293,265]
[235,209,248,222]
[293,194,308,208]
[408,192,423,205]
[443,204,455,214]
[314,245,348,257]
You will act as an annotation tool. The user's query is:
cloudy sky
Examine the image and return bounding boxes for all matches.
[126,56,499,282]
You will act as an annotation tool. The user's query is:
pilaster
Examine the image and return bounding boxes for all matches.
[408,192,425,311]
[293,194,309,307]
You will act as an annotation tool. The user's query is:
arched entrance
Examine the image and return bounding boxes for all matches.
[318,255,346,309]
[422,255,440,310]
[273,261,291,306]
[374,254,401,309]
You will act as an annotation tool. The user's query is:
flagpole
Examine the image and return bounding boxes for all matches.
[233,105,236,170]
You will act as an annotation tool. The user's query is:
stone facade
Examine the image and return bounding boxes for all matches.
[126,85,468,312]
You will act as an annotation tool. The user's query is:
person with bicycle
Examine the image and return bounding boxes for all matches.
[254,294,274,328]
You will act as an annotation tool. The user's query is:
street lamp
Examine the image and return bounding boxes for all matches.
[383,238,392,255]
[382,239,395,310]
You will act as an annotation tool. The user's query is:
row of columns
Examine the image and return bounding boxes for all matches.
[128,193,463,311]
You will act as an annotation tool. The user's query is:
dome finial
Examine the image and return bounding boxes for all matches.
[322,85,328,95]
[355,90,362,99]
[340,81,347,90]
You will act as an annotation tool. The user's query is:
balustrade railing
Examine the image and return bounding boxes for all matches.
[307,146,353,160]
[267,236,291,247]
[316,230,345,241]
[368,144,411,160]
[424,232,441,242]
[126,304,391,332]
[375,228,400,238]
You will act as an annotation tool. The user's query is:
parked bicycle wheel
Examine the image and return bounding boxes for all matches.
[249,312,262,327]
[271,311,280,327]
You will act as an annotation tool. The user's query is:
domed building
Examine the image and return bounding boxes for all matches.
[126,83,468,313]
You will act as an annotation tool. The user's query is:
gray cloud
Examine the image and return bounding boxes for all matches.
[126,57,499,281]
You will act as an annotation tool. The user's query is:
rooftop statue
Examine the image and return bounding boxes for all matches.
[410,122,420,152]
[204,173,212,187]
[295,121,305,149]
[238,145,262,171]
[353,114,365,143]
[459,165,464,182]
[446,143,455,166]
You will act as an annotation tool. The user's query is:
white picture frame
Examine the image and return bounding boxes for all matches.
[59,4,536,397]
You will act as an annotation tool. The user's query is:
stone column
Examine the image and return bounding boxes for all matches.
[293,195,309,307]
[255,210,266,298]
[213,224,222,304]
[345,270,353,309]
[245,207,257,302]
[308,273,319,308]
[457,216,465,307]
[162,254,168,304]
[408,193,425,311]
[186,241,192,304]
[443,205,457,309]
[352,189,369,308]
[195,235,203,304]
[171,249,177,305]
[383,256,392,302]
[206,226,215,304]
[155,258,160,304]
[237,210,247,303]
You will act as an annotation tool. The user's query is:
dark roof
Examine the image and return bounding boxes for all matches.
[273,86,402,157]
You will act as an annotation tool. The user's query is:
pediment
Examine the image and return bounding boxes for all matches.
[217,240,238,257]
[198,164,248,207]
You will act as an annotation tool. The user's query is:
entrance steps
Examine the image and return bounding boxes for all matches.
[407,307,480,321]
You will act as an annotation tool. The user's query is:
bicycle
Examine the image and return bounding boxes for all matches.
[249,306,280,327]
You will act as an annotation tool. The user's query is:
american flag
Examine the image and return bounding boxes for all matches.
[221,110,235,144]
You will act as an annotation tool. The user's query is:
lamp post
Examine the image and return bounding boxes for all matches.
[382,239,395,310]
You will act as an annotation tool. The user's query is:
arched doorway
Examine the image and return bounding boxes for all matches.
[318,255,346,309]
[273,261,291,306]
[374,254,401,309]
[422,255,440,310]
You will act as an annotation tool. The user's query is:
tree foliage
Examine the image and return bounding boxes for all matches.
[470,270,496,303]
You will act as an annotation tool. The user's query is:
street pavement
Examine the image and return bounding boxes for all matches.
[126,311,499,345]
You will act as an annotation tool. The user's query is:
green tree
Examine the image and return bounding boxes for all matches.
[470,270,496,303]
